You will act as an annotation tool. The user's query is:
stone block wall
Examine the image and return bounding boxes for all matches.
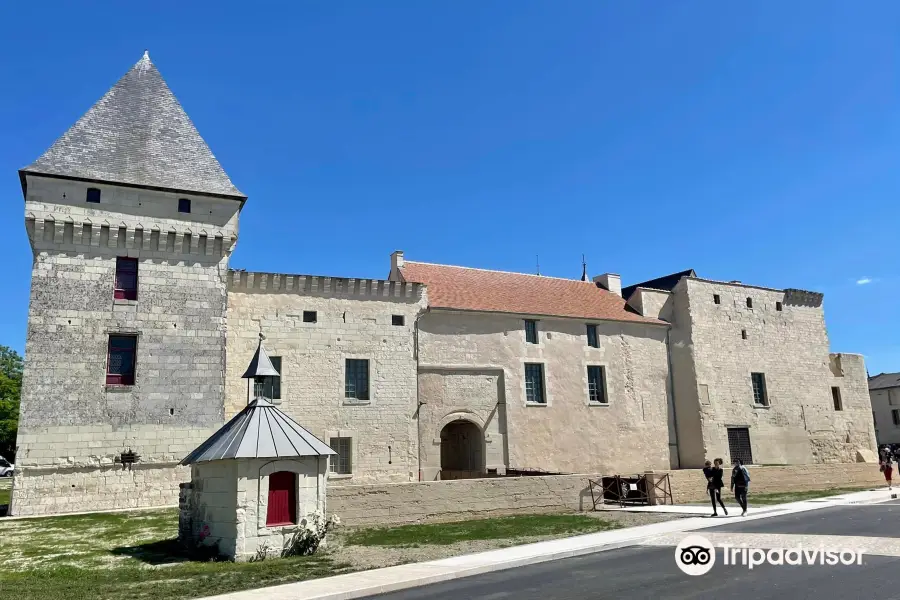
[417,311,674,476]
[329,473,599,526]
[662,463,884,504]
[329,464,886,527]
[670,278,876,467]
[12,462,188,516]
[225,273,426,485]
[12,175,239,515]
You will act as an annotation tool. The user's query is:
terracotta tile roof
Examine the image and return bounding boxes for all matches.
[399,261,665,325]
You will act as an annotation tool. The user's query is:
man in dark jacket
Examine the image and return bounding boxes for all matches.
[731,458,750,516]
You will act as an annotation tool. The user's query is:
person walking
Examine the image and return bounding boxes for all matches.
[731,458,750,516]
[881,451,893,491]
[702,460,728,516]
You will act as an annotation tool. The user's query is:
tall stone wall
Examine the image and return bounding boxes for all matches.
[12,175,239,516]
[417,311,673,476]
[671,278,876,467]
[225,273,426,484]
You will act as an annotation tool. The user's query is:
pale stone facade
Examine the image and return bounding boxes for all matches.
[415,310,674,480]
[225,271,427,484]
[658,277,876,468]
[869,374,900,445]
[180,457,327,561]
[12,175,239,516]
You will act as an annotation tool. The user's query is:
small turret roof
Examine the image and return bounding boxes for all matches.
[241,337,280,379]
[180,398,336,465]
[21,51,245,200]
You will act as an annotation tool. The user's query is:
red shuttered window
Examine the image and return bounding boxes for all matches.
[106,335,137,386]
[115,257,138,300]
[266,471,297,526]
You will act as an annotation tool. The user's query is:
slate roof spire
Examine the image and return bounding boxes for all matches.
[21,52,245,200]
[242,334,280,379]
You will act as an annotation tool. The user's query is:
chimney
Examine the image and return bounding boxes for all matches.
[594,273,622,297]
[389,250,405,281]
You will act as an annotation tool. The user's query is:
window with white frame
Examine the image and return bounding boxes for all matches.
[524,363,546,404]
[345,359,369,401]
[329,437,352,474]
[587,365,608,404]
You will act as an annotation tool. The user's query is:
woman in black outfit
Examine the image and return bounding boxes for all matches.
[703,458,728,517]
[702,458,728,517]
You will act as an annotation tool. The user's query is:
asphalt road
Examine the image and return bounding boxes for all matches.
[366,503,900,600]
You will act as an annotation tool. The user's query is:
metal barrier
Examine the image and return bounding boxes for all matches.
[588,473,673,509]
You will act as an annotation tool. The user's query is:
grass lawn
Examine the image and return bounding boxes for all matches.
[344,514,622,547]
[0,509,351,600]
[0,486,9,506]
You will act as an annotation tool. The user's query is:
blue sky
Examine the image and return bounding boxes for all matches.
[0,2,897,372]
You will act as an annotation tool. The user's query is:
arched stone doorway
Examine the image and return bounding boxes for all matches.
[440,420,484,480]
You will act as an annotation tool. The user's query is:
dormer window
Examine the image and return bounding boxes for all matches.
[178,198,191,214]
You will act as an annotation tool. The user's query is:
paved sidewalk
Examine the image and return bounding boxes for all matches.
[200,487,895,600]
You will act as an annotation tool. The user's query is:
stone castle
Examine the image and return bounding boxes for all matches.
[10,54,877,515]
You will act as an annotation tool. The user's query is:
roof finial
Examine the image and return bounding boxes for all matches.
[536,255,540,276]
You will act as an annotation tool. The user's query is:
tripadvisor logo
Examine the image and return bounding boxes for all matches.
[675,535,716,576]
[675,535,865,575]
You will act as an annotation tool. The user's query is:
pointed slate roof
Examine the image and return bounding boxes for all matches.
[241,338,280,378]
[181,398,336,465]
[621,269,697,300]
[21,51,245,200]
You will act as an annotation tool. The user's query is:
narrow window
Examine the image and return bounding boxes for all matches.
[106,335,137,385]
[751,372,768,406]
[524,363,546,404]
[587,365,608,404]
[525,320,538,344]
[586,324,599,348]
[713,294,721,305]
[873,411,877,427]
[392,314,405,326]
[831,387,843,411]
[746,297,753,308]
[178,198,191,214]
[776,301,783,312]
[86,188,101,203]
[303,311,317,323]
[741,329,748,340]
[255,356,281,400]
[114,257,138,300]
[329,437,352,474]
[266,471,297,526]
[892,409,900,427]
[345,359,370,401]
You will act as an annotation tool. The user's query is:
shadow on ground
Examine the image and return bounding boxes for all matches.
[111,538,221,565]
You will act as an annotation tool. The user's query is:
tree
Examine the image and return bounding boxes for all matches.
[0,345,24,461]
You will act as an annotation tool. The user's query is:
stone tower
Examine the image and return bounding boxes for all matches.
[11,52,245,515]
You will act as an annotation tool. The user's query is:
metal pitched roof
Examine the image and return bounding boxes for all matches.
[21,52,245,200]
[870,373,900,391]
[241,339,280,378]
[181,398,336,465]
